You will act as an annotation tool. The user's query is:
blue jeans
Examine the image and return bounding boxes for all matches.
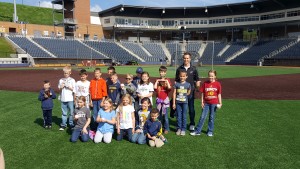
[176,103,188,131]
[117,128,133,141]
[61,101,74,127]
[195,103,217,134]
[131,132,146,144]
[188,90,196,126]
[70,128,90,142]
[92,100,102,120]
[159,108,169,131]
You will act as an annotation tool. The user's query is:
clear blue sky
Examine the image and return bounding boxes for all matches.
[0,0,252,11]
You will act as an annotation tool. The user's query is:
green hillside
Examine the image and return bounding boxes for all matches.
[0,37,16,58]
[0,2,62,25]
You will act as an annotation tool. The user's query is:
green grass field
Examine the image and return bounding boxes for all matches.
[0,37,16,58]
[0,66,299,168]
[0,91,299,169]
[0,2,62,25]
[83,65,300,78]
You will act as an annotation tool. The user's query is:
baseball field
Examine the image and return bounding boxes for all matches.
[0,65,299,169]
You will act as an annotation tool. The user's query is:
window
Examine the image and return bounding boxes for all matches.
[104,18,110,24]
[260,12,285,20]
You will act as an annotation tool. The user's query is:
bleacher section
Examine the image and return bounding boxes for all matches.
[272,40,300,59]
[33,38,107,59]
[201,42,226,64]
[142,42,167,60]
[230,39,296,65]
[218,42,249,62]
[84,40,137,63]
[121,41,161,63]
[186,42,201,58]
[7,36,52,58]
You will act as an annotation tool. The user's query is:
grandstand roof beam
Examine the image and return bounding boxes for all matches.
[139,6,146,15]
[226,4,233,14]
[272,0,286,8]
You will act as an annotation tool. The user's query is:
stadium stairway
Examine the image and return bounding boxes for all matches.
[27,37,56,58]
[116,41,145,62]
[78,40,109,59]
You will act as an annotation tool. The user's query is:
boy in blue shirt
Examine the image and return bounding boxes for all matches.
[172,70,191,136]
[38,80,56,129]
[107,73,121,108]
[144,108,166,148]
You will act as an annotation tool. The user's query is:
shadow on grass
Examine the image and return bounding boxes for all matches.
[34,116,61,128]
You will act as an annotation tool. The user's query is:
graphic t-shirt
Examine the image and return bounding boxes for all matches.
[174,82,191,103]
[200,81,222,104]
[58,77,76,102]
[137,82,154,105]
[75,80,90,97]
[117,105,135,129]
[136,109,150,131]
[74,107,91,129]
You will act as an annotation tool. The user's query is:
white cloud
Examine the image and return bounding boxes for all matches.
[39,1,61,9]
[91,5,102,12]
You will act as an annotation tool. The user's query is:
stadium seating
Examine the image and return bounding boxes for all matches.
[7,36,52,58]
[142,42,167,60]
[33,38,106,59]
[201,42,226,64]
[230,39,295,65]
[272,40,300,59]
[121,41,161,62]
[84,40,137,63]
[218,42,249,62]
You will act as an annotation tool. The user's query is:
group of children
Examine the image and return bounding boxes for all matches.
[38,63,222,148]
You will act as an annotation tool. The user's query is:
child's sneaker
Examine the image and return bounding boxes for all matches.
[48,125,52,129]
[207,132,213,137]
[44,125,49,129]
[164,130,169,134]
[180,131,186,136]
[59,126,66,131]
[190,131,201,136]
[176,129,181,135]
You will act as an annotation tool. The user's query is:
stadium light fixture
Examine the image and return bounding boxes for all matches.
[162,9,165,14]
[120,7,124,12]
[250,3,254,8]
[205,8,208,13]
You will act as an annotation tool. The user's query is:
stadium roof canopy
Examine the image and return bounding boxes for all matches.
[98,0,300,18]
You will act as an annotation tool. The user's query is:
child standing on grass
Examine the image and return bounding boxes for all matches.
[131,97,152,145]
[120,74,136,106]
[70,96,91,143]
[190,70,222,137]
[107,73,121,108]
[154,66,171,134]
[173,70,191,136]
[144,108,166,148]
[94,98,116,144]
[137,71,154,106]
[116,94,135,141]
[75,69,90,108]
[58,66,76,131]
[38,80,56,129]
[89,68,107,129]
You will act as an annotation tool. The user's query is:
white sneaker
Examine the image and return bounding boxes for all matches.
[190,132,201,136]
[207,132,213,137]
[189,125,195,131]
[180,131,186,136]
[176,129,181,135]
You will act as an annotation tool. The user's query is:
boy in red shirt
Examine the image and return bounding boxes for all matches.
[154,66,171,134]
[190,70,222,137]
